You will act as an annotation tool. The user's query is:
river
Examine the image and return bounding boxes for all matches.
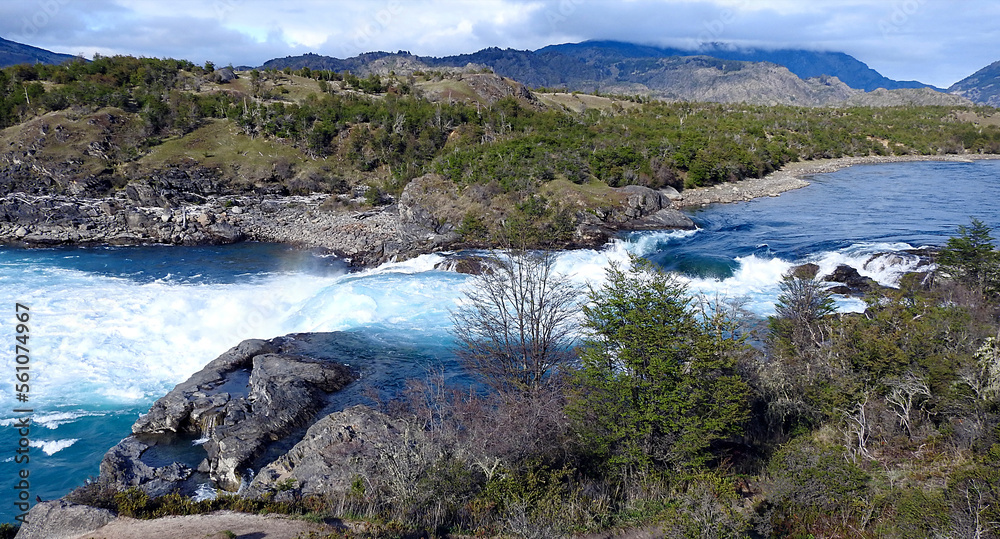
[0,159,998,522]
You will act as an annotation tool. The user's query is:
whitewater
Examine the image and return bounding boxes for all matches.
[1,159,998,521]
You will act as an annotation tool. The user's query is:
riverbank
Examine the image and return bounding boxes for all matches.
[2,154,997,268]
[673,153,1000,207]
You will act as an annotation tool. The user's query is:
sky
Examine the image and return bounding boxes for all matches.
[1,0,997,88]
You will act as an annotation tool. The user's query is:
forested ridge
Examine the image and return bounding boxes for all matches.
[2,56,1000,243]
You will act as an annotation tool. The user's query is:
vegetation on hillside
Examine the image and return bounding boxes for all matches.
[377,223,997,538]
[2,57,1000,244]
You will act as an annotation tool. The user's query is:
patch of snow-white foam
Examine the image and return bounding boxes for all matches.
[683,255,795,317]
[811,242,930,287]
[549,229,702,286]
[0,264,344,411]
[30,439,79,455]
[192,483,218,502]
[364,253,448,275]
[32,411,106,430]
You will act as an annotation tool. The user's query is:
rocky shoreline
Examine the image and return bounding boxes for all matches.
[3,154,996,268]
[0,172,697,266]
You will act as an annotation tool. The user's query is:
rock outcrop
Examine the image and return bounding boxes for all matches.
[14,500,116,539]
[246,405,403,500]
[611,185,693,230]
[102,334,356,493]
[785,248,936,296]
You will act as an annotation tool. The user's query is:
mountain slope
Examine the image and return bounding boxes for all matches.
[0,36,80,67]
[539,41,937,91]
[949,60,1000,106]
[260,46,973,107]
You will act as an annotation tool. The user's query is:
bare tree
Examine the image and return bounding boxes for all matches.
[842,393,876,462]
[884,371,932,439]
[770,272,836,350]
[451,248,582,394]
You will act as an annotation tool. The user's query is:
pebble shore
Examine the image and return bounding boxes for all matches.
[674,154,1000,207]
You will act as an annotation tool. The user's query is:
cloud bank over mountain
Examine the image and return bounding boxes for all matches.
[0,0,997,88]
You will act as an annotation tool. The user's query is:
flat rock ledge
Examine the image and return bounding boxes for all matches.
[15,500,116,539]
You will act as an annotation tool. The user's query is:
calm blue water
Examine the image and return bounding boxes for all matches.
[0,160,998,522]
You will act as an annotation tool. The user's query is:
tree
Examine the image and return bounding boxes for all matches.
[768,272,836,357]
[568,257,750,474]
[938,218,1000,298]
[451,248,582,394]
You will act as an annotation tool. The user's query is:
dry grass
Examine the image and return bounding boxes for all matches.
[129,119,324,187]
[538,177,626,209]
[417,78,481,102]
[535,92,640,113]
[0,107,138,176]
[952,109,1000,127]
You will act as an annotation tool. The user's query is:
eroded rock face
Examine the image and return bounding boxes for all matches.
[593,185,695,230]
[106,334,356,492]
[198,352,354,490]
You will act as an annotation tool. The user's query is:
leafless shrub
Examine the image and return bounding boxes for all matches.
[451,248,582,394]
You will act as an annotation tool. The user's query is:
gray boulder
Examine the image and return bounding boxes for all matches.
[14,500,115,539]
[212,67,237,83]
[608,185,695,229]
[247,405,402,498]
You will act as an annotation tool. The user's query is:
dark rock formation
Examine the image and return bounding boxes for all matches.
[433,253,491,275]
[98,433,206,497]
[824,264,879,294]
[14,500,116,539]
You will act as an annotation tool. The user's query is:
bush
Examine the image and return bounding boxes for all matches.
[569,256,750,474]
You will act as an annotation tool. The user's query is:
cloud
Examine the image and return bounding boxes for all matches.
[0,0,996,87]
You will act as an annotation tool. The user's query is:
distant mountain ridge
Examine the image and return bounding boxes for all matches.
[949,60,1000,107]
[537,41,939,92]
[263,40,939,94]
[261,41,969,107]
[0,36,80,68]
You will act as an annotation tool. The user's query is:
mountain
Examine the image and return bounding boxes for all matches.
[539,41,938,92]
[266,40,936,94]
[0,36,81,68]
[261,43,967,107]
[949,60,1000,107]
